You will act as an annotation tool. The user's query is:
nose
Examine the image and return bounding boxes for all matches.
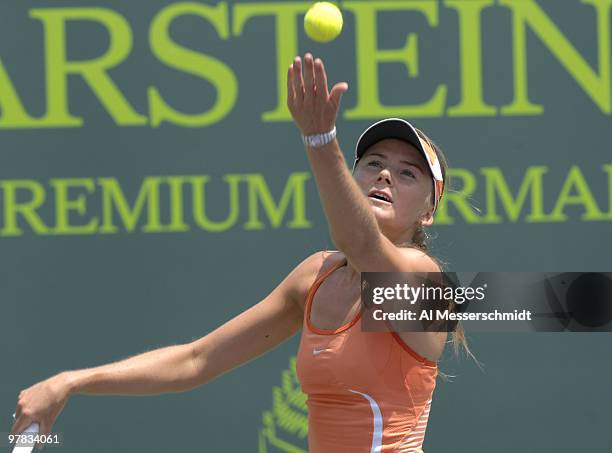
[377,168,392,185]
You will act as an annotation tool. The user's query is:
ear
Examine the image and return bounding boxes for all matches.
[420,208,435,227]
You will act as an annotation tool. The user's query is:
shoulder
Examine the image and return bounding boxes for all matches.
[309,247,441,275]
[288,250,345,311]
[344,233,442,272]
[379,247,446,363]
[396,247,442,273]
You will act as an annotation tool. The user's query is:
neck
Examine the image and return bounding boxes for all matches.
[381,225,416,247]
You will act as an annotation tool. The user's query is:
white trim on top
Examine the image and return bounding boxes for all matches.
[349,389,383,453]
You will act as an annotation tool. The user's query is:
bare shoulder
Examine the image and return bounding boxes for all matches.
[396,247,441,273]
[390,248,447,363]
[288,250,345,312]
[344,237,442,272]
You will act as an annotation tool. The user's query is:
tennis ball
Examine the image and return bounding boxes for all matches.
[304,2,343,43]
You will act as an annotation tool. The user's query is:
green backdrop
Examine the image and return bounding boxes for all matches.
[1,1,611,451]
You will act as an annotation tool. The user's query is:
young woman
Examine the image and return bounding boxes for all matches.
[11,53,464,452]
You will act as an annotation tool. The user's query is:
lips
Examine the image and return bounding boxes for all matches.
[368,189,393,203]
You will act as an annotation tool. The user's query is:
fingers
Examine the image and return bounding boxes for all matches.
[330,82,349,108]
[292,57,304,106]
[303,53,316,100]
[287,64,295,102]
[37,420,50,450]
[288,52,348,134]
[314,58,329,99]
[293,57,304,98]
[10,414,33,437]
[288,57,306,113]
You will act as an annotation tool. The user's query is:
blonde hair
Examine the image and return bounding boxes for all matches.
[411,129,480,371]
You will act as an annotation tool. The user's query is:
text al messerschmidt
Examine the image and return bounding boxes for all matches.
[373,309,533,322]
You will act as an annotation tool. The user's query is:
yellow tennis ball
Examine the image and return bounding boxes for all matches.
[304,2,343,43]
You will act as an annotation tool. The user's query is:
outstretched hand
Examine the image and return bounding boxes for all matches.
[11,374,70,450]
[287,53,348,136]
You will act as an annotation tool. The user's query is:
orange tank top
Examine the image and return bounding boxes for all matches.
[296,256,438,453]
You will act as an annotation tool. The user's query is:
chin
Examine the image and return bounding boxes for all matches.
[371,209,405,232]
[371,210,394,227]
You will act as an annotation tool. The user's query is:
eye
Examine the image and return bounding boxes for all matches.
[367,160,382,168]
[401,169,416,178]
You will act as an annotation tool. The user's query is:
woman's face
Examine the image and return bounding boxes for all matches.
[353,138,435,243]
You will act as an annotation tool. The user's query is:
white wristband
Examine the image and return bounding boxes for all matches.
[302,127,337,148]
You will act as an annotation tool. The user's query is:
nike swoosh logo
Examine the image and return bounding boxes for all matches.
[313,348,332,356]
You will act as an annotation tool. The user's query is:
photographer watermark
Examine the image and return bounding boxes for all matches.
[360,272,612,332]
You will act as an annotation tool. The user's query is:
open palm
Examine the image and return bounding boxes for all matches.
[287,53,348,136]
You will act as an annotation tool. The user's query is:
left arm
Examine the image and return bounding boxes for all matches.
[287,54,432,272]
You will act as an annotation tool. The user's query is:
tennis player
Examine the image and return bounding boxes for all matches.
[11,53,468,452]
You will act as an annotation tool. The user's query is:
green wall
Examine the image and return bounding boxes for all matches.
[1,1,611,451]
